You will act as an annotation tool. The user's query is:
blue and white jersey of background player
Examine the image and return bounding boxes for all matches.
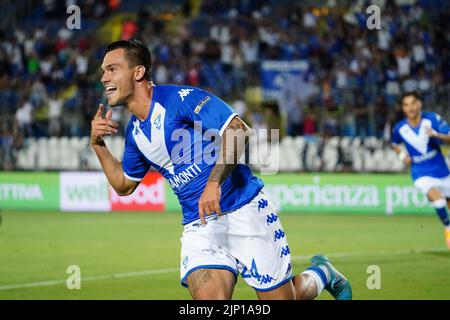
[392,112,450,183]
[121,84,264,225]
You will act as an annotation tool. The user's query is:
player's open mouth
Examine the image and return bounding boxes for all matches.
[105,86,117,97]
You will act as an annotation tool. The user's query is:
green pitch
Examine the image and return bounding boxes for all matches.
[0,211,449,300]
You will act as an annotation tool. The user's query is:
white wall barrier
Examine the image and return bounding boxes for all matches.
[15,135,413,173]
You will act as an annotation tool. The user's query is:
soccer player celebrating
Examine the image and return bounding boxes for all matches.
[91,39,352,300]
[392,91,450,248]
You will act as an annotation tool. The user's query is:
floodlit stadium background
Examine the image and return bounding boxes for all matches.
[0,0,449,299]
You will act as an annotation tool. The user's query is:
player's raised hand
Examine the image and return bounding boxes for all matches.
[90,104,120,146]
[198,181,222,225]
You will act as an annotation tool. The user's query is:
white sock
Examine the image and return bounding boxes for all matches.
[318,265,330,282]
[302,266,329,294]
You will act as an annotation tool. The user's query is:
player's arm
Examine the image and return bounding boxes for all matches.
[209,116,252,183]
[91,104,139,196]
[391,143,412,166]
[198,116,252,224]
[427,130,450,144]
[390,126,411,166]
[427,113,450,144]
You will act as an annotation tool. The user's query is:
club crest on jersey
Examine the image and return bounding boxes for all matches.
[153,113,162,130]
[182,256,189,268]
[178,88,194,101]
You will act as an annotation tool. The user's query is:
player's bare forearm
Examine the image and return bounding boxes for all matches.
[208,117,252,185]
[391,144,401,154]
[91,104,138,196]
[391,144,411,166]
[198,117,252,224]
[92,143,138,196]
[426,127,450,144]
[436,133,450,144]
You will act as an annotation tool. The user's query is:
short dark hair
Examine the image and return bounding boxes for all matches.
[105,39,152,81]
[401,91,421,103]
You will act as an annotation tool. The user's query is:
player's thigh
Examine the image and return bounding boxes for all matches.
[226,191,293,292]
[415,177,444,200]
[186,268,236,300]
[440,176,450,199]
[255,280,296,300]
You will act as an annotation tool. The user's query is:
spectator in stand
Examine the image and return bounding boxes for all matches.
[48,91,63,137]
[15,96,33,138]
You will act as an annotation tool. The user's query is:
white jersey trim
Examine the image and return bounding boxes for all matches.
[398,119,432,155]
[123,172,143,182]
[219,113,238,136]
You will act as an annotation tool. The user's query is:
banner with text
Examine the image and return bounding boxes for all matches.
[0,172,436,215]
[110,172,165,211]
[60,172,110,211]
[260,174,434,215]
[0,172,59,210]
[261,60,309,100]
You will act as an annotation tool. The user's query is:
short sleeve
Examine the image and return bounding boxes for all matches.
[432,113,450,135]
[121,122,151,182]
[391,125,402,145]
[175,87,237,135]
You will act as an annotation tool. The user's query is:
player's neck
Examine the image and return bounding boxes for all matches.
[407,114,422,128]
[127,82,154,121]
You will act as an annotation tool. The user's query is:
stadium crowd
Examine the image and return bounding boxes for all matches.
[0,0,449,169]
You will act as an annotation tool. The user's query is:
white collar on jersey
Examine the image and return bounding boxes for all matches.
[399,118,432,155]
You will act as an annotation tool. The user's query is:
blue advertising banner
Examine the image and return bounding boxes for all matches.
[260,60,309,100]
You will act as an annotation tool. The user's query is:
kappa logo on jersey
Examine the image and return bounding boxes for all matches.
[178,88,194,101]
[258,198,269,211]
[266,213,278,225]
[274,229,285,241]
[280,245,290,258]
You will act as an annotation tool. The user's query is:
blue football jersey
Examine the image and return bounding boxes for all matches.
[121,84,264,224]
[392,112,450,181]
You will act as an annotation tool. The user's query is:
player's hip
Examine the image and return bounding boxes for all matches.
[180,177,264,225]
[414,175,450,196]
[179,190,292,290]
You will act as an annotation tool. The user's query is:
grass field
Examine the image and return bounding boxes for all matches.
[0,210,449,300]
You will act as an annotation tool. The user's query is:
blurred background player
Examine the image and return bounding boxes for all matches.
[91,39,352,300]
[392,91,450,248]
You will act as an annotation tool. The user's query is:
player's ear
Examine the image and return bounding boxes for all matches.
[134,65,146,82]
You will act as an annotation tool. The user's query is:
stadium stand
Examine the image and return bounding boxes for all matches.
[0,0,449,171]
[13,135,408,173]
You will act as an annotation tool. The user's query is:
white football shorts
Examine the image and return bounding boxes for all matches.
[414,175,450,197]
[179,190,293,292]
